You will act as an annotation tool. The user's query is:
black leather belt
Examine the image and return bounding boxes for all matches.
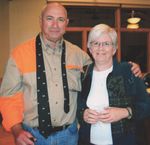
[38,124,70,137]
[51,124,70,133]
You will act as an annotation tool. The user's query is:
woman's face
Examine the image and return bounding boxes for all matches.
[89,33,116,65]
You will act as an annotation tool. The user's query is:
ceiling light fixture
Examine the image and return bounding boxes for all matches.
[127,23,139,29]
[127,10,141,29]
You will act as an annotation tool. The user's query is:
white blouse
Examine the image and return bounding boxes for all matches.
[86,66,113,145]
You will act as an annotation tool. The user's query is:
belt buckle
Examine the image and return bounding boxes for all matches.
[62,125,66,130]
[63,124,70,130]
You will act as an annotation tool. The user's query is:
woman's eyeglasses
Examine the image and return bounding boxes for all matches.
[90,41,113,49]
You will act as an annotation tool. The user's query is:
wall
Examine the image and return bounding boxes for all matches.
[0,0,9,78]
[0,0,45,78]
[9,0,45,49]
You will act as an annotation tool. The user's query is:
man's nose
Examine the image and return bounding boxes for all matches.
[52,20,59,27]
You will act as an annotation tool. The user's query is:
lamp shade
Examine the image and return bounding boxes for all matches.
[127,10,141,29]
[127,23,139,29]
[127,17,141,24]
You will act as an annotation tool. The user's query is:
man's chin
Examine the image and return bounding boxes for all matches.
[47,37,62,43]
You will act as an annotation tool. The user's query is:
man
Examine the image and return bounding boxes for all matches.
[0,2,141,145]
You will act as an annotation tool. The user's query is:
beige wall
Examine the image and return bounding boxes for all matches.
[9,0,45,49]
[0,0,9,78]
[0,0,45,78]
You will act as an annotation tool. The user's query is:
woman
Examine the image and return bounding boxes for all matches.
[77,24,150,145]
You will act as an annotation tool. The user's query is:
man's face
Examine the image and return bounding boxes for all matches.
[40,4,69,43]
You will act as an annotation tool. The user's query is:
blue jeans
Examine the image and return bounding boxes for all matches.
[23,121,78,145]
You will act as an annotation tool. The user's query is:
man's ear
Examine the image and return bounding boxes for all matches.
[39,16,42,28]
[66,18,69,26]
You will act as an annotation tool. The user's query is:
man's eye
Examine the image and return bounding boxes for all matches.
[57,17,65,22]
[47,16,53,21]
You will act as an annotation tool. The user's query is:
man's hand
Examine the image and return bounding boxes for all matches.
[11,123,36,145]
[129,61,142,78]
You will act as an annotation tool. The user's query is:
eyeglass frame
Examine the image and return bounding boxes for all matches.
[90,41,114,49]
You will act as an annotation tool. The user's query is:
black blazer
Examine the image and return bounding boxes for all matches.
[77,58,150,145]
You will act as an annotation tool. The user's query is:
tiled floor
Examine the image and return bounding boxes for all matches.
[0,126,15,145]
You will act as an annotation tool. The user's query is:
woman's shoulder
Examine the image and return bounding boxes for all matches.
[118,61,132,72]
[113,60,132,74]
[117,61,141,84]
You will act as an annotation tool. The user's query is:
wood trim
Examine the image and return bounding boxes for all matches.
[66,27,90,51]
[66,27,150,32]
[121,28,150,32]
[47,0,150,7]
[121,5,150,8]
[66,27,91,31]
[48,1,119,7]
[115,7,121,61]
[82,30,88,52]
[147,32,150,72]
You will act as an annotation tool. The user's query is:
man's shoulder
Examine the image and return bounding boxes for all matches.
[64,40,91,65]
[64,40,88,56]
[12,37,36,53]
[11,37,36,59]
[64,40,81,50]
